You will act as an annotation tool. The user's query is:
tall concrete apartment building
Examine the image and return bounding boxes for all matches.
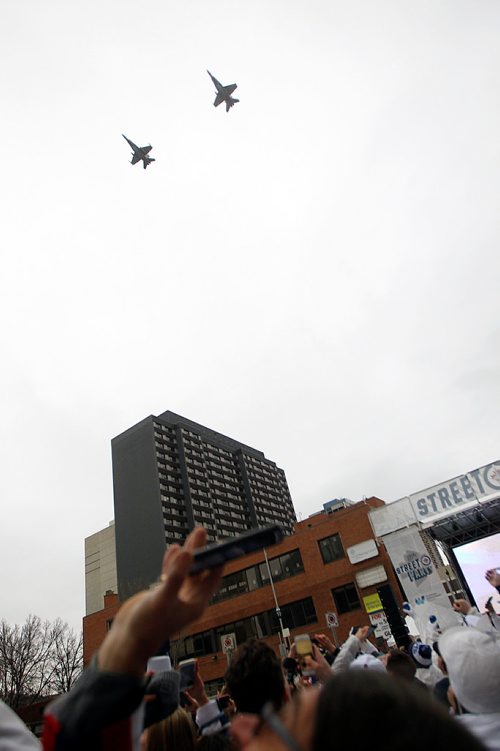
[112,411,296,600]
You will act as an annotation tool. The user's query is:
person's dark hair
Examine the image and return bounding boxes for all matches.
[385,649,417,682]
[145,707,197,751]
[197,732,233,751]
[224,637,285,714]
[313,671,486,751]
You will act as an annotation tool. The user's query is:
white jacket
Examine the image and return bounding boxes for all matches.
[332,635,379,673]
[458,713,500,751]
[0,700,40,750]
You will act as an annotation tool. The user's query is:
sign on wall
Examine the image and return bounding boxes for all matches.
[362,593,383,614]
[221,633,236,654]
[347,539,378,564]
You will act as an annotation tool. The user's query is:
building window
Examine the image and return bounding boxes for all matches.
[270,597,317,633]
[211,549,304,605]
[246,566,260,590]
[173,629,214,660]
[277,549,303,576]
[216,616,263,646]
[318,533,345,564]
[331,583,361,614]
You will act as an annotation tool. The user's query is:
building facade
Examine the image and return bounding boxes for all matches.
[84,521,118,616]
[112,411,296,600]
[83,498,404,687]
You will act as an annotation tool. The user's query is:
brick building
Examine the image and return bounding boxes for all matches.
[83,498,403,683]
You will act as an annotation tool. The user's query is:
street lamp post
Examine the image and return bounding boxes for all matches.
[263,548,288,656]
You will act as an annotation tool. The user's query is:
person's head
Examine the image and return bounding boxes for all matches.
[385,650,417,682]
[438,626,500,714]
[312,671,486,751]
[432,640,447,675]
[145,707,197,751]
[224,638,286,714]
[232,671,484,751]
[409,641,432,669]
[197,732,233,751]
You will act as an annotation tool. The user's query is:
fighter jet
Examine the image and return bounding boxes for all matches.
[207,70,239,112]
[122,134,155,169]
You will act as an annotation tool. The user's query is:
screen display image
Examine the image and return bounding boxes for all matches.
[453,532,500,613]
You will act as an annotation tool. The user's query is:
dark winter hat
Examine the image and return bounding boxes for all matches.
[410,642,432,668]
[143,670,180,728]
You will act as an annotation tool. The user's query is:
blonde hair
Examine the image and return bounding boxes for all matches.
[145,708,197,751]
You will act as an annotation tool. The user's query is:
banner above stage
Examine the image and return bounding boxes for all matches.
[370,460,500,535]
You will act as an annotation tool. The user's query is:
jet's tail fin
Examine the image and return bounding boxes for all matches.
[143,156,155,169]
[226,97,239,112]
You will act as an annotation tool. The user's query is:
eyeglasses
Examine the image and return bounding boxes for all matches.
[256,702,302,751]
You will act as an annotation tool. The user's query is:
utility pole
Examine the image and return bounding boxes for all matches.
[264,548,288,656]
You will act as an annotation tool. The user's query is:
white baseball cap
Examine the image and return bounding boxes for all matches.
[438,627,500,714]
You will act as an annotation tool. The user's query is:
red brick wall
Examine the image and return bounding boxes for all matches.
[83,592,120,666]
[83,498,401,681]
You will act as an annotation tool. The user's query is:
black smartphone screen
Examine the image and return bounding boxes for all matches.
[190,524,284,574]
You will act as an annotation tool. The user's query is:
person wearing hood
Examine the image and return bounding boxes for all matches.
[438,626,500,750]
[331,626,381,673]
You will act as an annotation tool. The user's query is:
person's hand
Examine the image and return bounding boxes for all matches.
[354,626,370,641]
[190,667,209,706]
[98,528,223,676]
[182,691,200,714]
[304,645,332,684]
[447,685,459,715]
[312,633,335,653]
[452,599,471,615]
[485,569,500,589]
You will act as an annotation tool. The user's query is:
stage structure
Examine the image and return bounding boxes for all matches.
[369,461,500,634]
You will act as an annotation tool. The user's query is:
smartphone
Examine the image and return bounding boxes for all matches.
[190,524,284,574]
[295,633,314,677]
[178,658,198,691]
[217,694,231,711]
[351,625,375,636]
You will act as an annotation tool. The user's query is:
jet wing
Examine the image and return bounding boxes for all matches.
[225,84,237,95]
[122,134,138,151]
[142,145,152,154]
[131,153,142,164]
[207,70,221,89]
[214,92,226,107]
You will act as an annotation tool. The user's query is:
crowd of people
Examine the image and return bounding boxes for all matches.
[1,528,499,750]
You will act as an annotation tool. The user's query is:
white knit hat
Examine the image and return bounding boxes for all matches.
[438,626,500,714]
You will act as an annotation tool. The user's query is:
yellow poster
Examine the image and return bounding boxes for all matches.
[363,593,383,613]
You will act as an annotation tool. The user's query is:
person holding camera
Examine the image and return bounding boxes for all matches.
[42,528,224,750]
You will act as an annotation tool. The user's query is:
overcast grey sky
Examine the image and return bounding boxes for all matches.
[1,0,499,632]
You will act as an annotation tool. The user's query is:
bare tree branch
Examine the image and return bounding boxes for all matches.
[0,616,83,708]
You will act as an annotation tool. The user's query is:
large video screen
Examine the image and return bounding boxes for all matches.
[453,532,500,613]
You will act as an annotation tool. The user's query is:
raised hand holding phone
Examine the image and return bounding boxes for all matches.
[98,527,224,677]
